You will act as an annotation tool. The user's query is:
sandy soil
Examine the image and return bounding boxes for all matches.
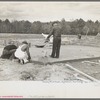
[0,58,93,82]
[0,34,100,82]
[0,58,78,81]
[68,59,100,80]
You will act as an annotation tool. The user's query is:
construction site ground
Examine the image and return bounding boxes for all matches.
[0,34,100,82]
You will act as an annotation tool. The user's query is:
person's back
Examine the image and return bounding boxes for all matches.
[4,45,17,51]
[21,44,29,52]
[1,44,17,59]
[53,26,62,38]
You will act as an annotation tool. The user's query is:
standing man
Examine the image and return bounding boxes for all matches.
[45,22,62,58]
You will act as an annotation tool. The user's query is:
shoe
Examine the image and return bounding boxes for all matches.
[20,59,24,64]
[49,55,54,58]
[24,59,29,64]
[55,56,59,58]
[18,59,20,63]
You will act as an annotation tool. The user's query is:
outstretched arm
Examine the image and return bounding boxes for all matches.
[47,28,53,39]
[45,28,53,43]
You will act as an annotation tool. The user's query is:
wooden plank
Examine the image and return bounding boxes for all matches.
[65,64,100,83]
[82,61,100,65]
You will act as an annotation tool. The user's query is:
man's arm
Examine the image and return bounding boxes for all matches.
[47,28,53,39]
[21,44,31,60]
[45,28,53,42]
[26,46,31,60]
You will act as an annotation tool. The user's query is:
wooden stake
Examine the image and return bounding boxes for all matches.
[66,64,100,83]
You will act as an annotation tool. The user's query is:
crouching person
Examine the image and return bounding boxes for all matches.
[1,41,17,60]
[14,41,31,64]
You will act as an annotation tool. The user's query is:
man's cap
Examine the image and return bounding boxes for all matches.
[22,41,28,44]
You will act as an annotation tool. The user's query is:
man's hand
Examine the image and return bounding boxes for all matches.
[45,38,49,43]
[28,55,31,60]
[28,56,31,62]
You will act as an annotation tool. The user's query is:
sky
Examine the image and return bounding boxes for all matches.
[0,2,100,22]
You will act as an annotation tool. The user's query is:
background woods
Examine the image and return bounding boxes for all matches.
[0,18,100,35]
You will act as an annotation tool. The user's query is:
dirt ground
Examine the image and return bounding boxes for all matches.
[0,59,76,81]
[0,34,100,82]
[0,58,94,82]
[68,59,100,80]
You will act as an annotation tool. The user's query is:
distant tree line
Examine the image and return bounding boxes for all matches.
[0,18,100,35]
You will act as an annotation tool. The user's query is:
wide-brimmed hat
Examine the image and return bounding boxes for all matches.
[22,41,28,44]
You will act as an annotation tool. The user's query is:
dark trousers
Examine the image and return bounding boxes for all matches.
[51,37,61,58]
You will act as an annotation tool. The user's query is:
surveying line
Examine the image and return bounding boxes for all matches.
[65,64,100,83]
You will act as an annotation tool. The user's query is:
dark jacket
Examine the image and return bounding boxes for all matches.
[47,25,62,39]
[1,45,17,59]
[4,45,17,51]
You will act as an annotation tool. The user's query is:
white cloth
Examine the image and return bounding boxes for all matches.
[14,44,28,60]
